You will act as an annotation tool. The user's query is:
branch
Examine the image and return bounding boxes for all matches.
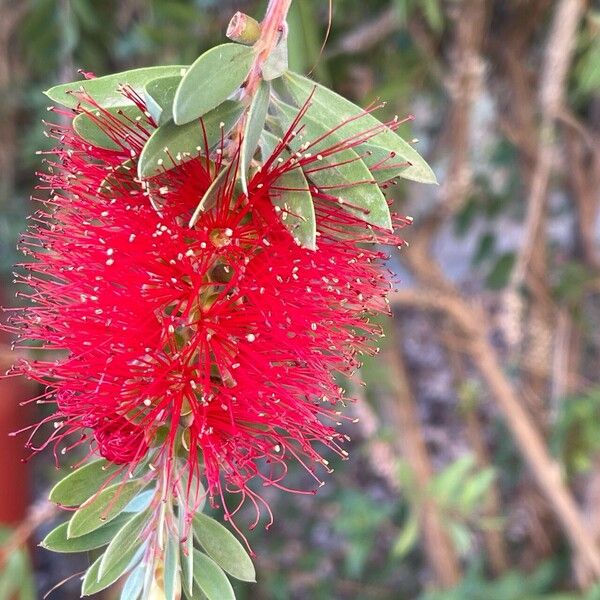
[390,288,600,582]
[510,0,587,288]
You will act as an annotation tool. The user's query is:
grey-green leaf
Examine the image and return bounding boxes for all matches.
[276,101,392,230]
[192,513,256,582]
[40,513,130,553]
[138,100,244,179]
[263,37,289,81]
[173,43,254,125]
[261,131,316,249]
[73,105,143,151]
[49,459,120,507]
[99,508,151,578]
[164,534,181,600]
[120,566,144,600]
[241,80,271,192]
[81,542,143,596]
[144,75,182,125]
[180,501,195,596]
[68,479,145,538]
[192,551,235,600]
[123,489,154,513]
[45,66,187,109]
[282,71,437,184]
[189,166,231,227]
[272,166,317,249]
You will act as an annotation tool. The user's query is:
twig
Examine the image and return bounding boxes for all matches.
[0,498,56,569]
[390,288,600,582]
[510,0,586,288]
[386,324,462,588]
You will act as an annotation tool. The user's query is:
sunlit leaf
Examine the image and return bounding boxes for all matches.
[99,508,151,578]
[192,551,235,600]
[73,105,143,150]
[49,459,120,507]
[282,71,437,184]
[138,101,244,179]
[45,66,187,108]
[193,513,255,582]
[144,75,182,125]
[174,44,254,125]
[276,100,392,230]
[241,80,271,192]
[40,513,130,553]
[68,479,145,538]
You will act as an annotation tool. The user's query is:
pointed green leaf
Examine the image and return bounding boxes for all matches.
[392,513,420,558]
[49,459,120,507]
[179,502,195,596]
[192,551,235,600]
[189,166,231,227]
[68,479,145,538]
[99,508,151,578]
[40,512,130,553]
[282,71,437,184]
[276,101,392,230]
[73,105,143,151]
[81,541,144,596]
[45,66,187,109]
[144,75,182,125]
[164,534,181,600]
[241,80,271,192]
[261,132,316,249]
[193,513,255,582]
[120,566,144,600]
[123,489,154,513]
[174,44,254,125]
[263,37,289,81]
[138,100,244,179]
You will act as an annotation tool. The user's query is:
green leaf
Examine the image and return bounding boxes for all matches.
[193,513,255,582]
[430,455,476,505]
[189,166,232,227]
[81,541,143,596]
[192,551,235,600]
[138,100,244,179]
[180,502,195,596]
[40,512,130,553]
[123,489,154,513]
[49,459,120,507]
[459,468,496,510]
[282,71,437,184]
[241,80,271,192]
[144,75,182,125]
[173,44,254,125]
[68,479,145,538]
[393,513,420,558]
[72,105,143,150]
[45,66,187,109]
[164,534,181,600]
[486,252,516,290]
[99,508,151,578]
[276,100,392,230]
[263,37,289,81]
[120,566,144,600]
[261,132,316,249]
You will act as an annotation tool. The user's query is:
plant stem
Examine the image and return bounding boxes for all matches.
[245,0,292,97]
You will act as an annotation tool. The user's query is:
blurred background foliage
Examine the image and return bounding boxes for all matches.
[0,0,599,598]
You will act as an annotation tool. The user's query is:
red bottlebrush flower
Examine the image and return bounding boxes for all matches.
[5,87,409,528]
[94,415,149,465]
